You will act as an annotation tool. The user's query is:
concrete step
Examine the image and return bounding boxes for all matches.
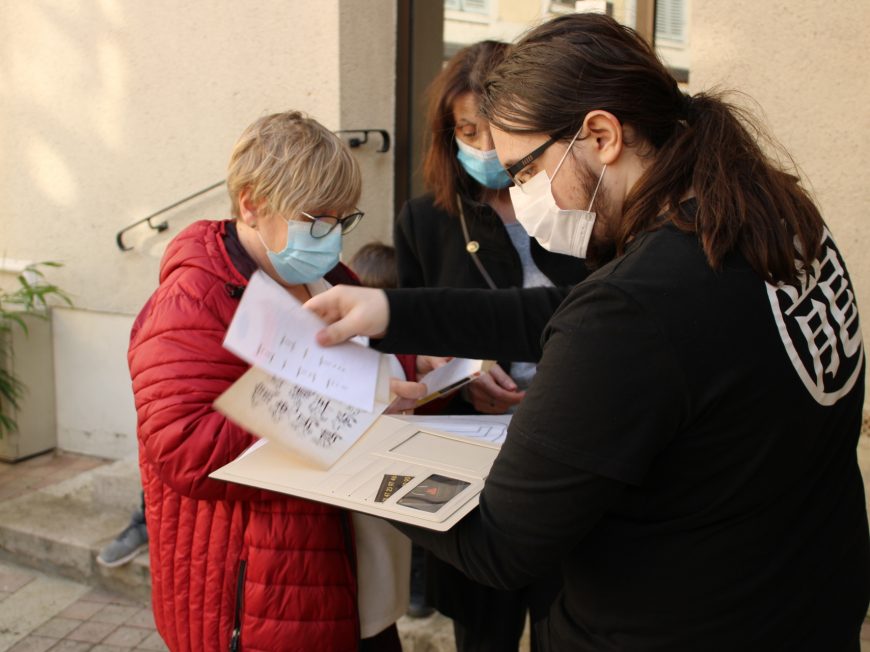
[0,462,151,603]
[85,456,143,511]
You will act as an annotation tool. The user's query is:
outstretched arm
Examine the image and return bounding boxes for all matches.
[307,284,569,361]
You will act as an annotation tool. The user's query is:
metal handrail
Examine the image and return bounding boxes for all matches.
[115,128,391,252]
[334,129,391,152]
[115,181,225,251]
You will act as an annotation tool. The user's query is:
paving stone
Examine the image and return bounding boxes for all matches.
[0,485,24,501]
[102,626,151,648]
[0,563,89,651]
[31,617,81,639]
[0,568,37,592]
[91,604,141,625]
[91,646,133,652]
[123,608,154,629]
[57,600,105,620]
[398,612,457,652]
[134,631,169,652]
[45,641,92,652]
[5,635,58,652]
[65,619,118,644]
[82,589,137,605]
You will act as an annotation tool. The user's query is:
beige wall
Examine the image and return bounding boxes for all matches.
[0,1,392,316]
[338,2,398,250]
[691,0,870,394]
[0,0,397,458]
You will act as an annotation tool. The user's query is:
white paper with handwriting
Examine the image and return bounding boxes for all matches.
[222,270,380,411]
[214,355,401,468]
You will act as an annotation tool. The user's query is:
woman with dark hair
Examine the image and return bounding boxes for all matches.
[309,12,869,652]
[395,40,587,415]
[394,40,588,651]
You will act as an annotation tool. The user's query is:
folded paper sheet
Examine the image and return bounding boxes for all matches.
[416,358,494,406]
[214,355,400,468]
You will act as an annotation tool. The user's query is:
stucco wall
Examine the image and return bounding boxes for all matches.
[0,1,397,458]
[338,2,398,251]
[0,1,348,316]
[691,0,870,380]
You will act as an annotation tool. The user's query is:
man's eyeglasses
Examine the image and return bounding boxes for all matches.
[505,135,559,186]
[301,210,365,238]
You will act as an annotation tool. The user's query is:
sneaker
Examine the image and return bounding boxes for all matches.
[97,516,148,568]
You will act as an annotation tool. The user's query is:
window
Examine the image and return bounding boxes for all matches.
[445,0,490,14]
[553,1,614,16]
[655,0,686,43]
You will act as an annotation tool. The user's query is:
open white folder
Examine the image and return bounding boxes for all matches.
[211,273,502,530]
[209,414,501,531]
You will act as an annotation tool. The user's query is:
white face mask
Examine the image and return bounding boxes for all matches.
[509,129,606,259]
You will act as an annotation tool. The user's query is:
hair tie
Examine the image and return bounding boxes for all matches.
[680,93,695,122]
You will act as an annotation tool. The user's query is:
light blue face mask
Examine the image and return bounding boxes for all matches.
[455,138,512,190]
[257,218,341,285]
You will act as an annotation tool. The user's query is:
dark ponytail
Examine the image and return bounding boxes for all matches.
[481,13,823,284]
[627,90,823,283]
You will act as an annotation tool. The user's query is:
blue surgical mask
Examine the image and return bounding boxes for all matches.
[456,138,511,189]
[257,219,341,284]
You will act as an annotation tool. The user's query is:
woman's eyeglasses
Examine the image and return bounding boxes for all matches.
[301,210,365,238]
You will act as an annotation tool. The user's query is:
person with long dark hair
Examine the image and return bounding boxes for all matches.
[394,40,587,651]
[307,13,869,651]
[396,40,587,414]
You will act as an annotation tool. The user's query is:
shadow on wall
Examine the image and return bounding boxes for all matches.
[0,2,296,315]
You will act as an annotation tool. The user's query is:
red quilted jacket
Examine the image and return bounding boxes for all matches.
[130,220,381,651]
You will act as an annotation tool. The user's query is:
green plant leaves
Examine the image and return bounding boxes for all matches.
[0,262,72,438]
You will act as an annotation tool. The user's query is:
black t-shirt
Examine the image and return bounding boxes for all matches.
[393,222,869,651]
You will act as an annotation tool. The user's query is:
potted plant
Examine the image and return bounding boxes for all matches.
[0,262,71,460]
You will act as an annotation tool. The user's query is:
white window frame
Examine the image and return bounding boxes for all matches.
[654,0,687,45]
[445,0,495,24]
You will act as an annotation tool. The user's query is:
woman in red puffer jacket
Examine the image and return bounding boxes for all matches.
[129,111,421,652]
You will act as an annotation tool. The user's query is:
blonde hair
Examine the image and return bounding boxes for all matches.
[226,111,361,220]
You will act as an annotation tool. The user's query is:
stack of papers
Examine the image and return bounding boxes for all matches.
[210,272,506,530]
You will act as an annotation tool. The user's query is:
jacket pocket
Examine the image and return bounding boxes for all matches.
[229,559,246,652]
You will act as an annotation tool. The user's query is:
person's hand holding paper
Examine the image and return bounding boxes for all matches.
[306,285,391,346]
[463,363,525,414]
[305,285,390,346]
[415,357,494,407]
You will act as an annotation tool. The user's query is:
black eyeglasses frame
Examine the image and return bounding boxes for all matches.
[505,135,559,180]
[302,210,365,239]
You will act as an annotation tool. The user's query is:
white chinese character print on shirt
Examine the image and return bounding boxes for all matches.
[766,229,864,405]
